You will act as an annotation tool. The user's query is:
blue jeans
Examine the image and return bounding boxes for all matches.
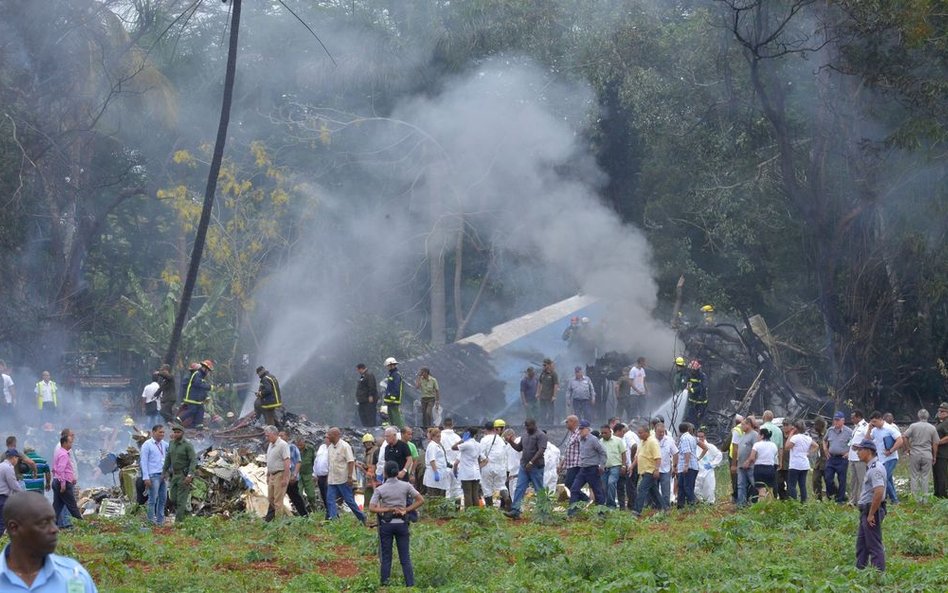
[510,466,545,515]
[883,459,899,503]
[326,483,366,524]
[572,399,592,422]
[633,473,664,514]
[601,466,620,508]
[788,468,808,502]
[379,521,414,586]
[824,456,848,503]
[737,467,755,506]
[659,472,673,508]
[677,469,698,507]
[568,466,605,516]
[145,473,167,525]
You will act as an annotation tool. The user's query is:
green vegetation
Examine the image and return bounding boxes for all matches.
[46,492,948,592]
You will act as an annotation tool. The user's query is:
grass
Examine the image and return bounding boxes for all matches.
[29,466,948,592]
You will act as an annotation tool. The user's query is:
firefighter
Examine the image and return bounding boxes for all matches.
[382,358,405,429]
[685,360,708,427]
[672,357,689,394]
[255,366,283,428]
[177,360,213,429]
[700,304,715,325]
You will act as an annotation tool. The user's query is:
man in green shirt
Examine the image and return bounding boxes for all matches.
[162,424,196,521]
[294,435,318,513]
[401,426,424,488]
[414,368,440,429]
[599,424,627,508]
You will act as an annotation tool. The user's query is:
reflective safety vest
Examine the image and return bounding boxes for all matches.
[259,375,282,409]
[383,370,403,405]
[182,370,211,405]
[36,381,58,410]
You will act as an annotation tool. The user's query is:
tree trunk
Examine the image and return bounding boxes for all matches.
[165,0,242,365]
[429,231,447,347]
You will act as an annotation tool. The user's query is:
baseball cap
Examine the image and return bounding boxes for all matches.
[574,366,583,372]
[939,402,948,412]
[853,439,876,452]
[833,411,846,420]
[169,423,184,432]
[4,449,19,459]
[579,419,591,429]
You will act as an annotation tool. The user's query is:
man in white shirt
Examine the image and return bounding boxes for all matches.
[847,410,870,505]
[0,360,16,410]
[440,418,462,500]
[325,427,366,524]
[628,358,648,418]
[141,373,161,427]
[655,423,678,508]
[480,420,509,508]
[139,425,167,526]
[620,423,640,510]
[313,436,330,518]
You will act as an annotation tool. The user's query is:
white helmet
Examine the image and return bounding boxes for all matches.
[384,357,398,366]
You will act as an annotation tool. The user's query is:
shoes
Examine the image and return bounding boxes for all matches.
[503,510,520,519]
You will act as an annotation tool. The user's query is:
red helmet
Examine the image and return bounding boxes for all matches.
[201,359,215,371]
[688,360,702,370]
[188,362,201,371]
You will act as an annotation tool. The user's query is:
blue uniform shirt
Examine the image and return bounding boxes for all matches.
[0,545,98,592]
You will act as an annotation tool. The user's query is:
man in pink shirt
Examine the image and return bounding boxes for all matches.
[52,434,81,528]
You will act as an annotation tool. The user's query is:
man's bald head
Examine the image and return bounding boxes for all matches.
[4,492,59,556]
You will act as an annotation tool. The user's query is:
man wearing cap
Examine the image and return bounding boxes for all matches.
[901,408,939,498]
[255,366,283,428]
[567,420,606,517]
[853,439,887,571]
[178,360,213,429]
[0,450,23,536]
[162,424,196,521]
[536,359,558,425]
[935,403,948,498]
[823,412,854,504]
[382,358,404,429]
[566,367,595,424]
[355,364,378,426]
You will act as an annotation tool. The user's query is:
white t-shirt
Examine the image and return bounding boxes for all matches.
[628,367,646,394]
[505,439,522,473]
[2,374,14,404]
[141,381,160,405]
[848,420,869,462]
[752,441,778,466]
[658,435,678,473]
[456,439,481,481]
[788,434,813,470]
[313,443,329,476]
[623,431,640,465]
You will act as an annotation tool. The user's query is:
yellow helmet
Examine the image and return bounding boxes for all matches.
[675,357,686,366]
[362,433,375,443]
[123,416,135,427]
[700,304,714,313]
[493,419,506,428]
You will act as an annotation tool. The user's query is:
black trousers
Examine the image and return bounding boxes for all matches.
[625,470,639,511]
[379,521,414,586]
[358,402,376,426]
[317,475,329,519]
[564,466,589,502]
[286,481,309,516]
[934,457,948,498]
[52,480,82,526]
